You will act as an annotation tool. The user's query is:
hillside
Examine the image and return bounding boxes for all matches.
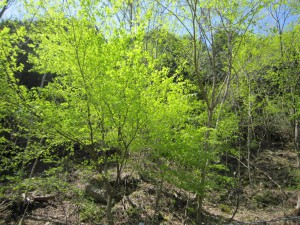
[1,1,300,225]
[1,146,299,225]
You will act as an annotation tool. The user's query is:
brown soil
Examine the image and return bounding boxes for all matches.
[1,148,299,225]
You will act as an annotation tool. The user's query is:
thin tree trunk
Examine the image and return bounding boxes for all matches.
[295,119,300,168]
[247,81,253,185]
[103,151,114,225]
[196,107,213,224]
[40,73,47,88]
[18,137,32,225]
[151,166,164,225]
[105,182,114,225]
[0,5,7,19]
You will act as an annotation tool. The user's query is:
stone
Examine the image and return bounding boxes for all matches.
[85,177,107,204]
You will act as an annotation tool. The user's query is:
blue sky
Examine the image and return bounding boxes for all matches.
[2,1,299,35]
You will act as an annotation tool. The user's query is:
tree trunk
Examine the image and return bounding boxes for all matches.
[295,119,300,168]
[151,166,164,225]
[105,180,114,225]
[197,162,208,224]
[247,80,253,185]
[196,108,213,224]
[103,153,114,225]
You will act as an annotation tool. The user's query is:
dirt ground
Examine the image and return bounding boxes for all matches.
[1,149,299,225]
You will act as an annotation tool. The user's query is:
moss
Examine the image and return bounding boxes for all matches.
[220,204,231,213]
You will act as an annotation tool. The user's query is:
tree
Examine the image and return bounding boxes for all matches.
[231,0,300,185]
[2,0,299,223]
[0,19,48,215]
[25,1,190,223]
[0,23,27,185]
[268,0,300,167]
[151,0,266,222]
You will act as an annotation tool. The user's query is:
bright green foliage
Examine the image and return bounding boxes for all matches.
[234,23,300,139]
[27,4,191,176]
[0,25,25,120]
[0,25,26,177]
[0,23,52,197]
[0,0,299,224]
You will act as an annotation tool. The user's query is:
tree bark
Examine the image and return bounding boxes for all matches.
[103,150,114,225]
[295,119,300,168]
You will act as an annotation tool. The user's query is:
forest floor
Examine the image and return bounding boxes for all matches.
[1,146,299,225]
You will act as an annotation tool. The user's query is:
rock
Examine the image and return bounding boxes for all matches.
[85,176,107,204]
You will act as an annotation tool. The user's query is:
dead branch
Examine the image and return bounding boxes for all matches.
[22,193,56,204]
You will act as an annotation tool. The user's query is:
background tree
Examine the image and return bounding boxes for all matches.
[0,19,50,215]
[268,0,300,167]
[151,0,267,222]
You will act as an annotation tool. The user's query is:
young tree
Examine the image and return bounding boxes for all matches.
[25,1,190,223]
